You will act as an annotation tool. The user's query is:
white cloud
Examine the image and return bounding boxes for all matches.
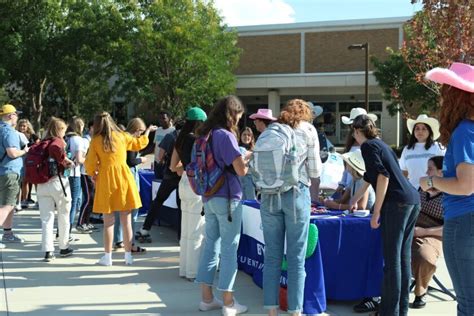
[212,0,296,26]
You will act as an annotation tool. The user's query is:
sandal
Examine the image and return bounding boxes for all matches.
[131,245,147,254]
[113,242,124,251]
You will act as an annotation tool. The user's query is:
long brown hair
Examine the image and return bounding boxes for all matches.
[92,112,122,152]
[239,127,255,150]
[66,116,85,136]
[438,85,474,146]
[43,117,67,139]
[196,95,244,138]
[278,99,312,128]
[351,115,380,139]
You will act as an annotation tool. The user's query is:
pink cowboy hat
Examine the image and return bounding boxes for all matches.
[249,108,277,121]
[425,62,474,93]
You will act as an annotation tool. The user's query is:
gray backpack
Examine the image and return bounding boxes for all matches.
[249,123,305,209]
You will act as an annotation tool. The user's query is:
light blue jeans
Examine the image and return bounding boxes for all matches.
[195,197,242,291]
[113,209,139,244]
[260,184,310,314]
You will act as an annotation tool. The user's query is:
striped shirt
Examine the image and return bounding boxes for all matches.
[295,121,322,186]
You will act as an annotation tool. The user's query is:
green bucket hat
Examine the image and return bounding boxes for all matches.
[186,107,207,121]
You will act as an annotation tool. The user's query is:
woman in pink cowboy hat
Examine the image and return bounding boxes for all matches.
[420,62,474,315]
[399,114,445,189]
[249,108,277,133]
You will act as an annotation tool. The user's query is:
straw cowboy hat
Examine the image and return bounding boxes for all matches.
[407,114,440,140]
[307,102,323,117]
[249,108,277,121]
[342,150,366,176]
[341,107,378,125]
[425,62,474,93]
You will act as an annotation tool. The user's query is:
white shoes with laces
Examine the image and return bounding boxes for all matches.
[199,297,223,311]
[222,298,248,316]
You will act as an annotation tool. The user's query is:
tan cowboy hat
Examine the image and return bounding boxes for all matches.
[341,107,378,125]
[342,150,365,176]
[407,114,440,140]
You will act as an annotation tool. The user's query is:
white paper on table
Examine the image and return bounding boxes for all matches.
[151,180,178,209]
[310,215,339,220]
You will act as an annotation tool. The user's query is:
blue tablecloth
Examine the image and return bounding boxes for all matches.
[138,169,155,215]
[237,201,383,314]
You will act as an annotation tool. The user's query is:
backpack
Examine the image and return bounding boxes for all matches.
[24,139,54,184]
[249,123,305,209]
[185,132,225,197]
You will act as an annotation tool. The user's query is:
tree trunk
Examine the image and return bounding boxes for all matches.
[31,78,47,136]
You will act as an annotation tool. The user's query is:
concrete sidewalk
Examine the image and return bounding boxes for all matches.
[0,209,457,315]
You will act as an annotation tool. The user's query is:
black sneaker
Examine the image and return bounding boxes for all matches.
[353,297,380,313]
[59,248,74,257]
[411,294,426,309]
[86,223,100,232]
[44,252,55,262]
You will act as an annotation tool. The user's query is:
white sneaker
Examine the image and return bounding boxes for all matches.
[124,252,133,265]
[96,255,112,266]
[199,297,223,311]
[0,243,5,249]
[222,298,247,315]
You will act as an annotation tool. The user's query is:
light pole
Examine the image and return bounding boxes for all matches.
[348,43,369,111]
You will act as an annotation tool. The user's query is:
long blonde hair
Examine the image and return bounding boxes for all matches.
[67,116,85,136]
[17,119,36,137]
[92,112,122,152]
[43,117,67,139]
[126,118,146,135]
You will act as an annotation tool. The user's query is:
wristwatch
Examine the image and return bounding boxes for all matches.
[427,176,434,189]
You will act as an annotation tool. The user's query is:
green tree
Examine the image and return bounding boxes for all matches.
[119,0,241,119]
[372,49,438,118]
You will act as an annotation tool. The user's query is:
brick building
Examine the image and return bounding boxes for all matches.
[234,17,408,146]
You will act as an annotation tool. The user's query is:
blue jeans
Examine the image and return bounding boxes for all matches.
[260,184,310,313]
[240,174,256,201]
[68,177,82,228]
[113,209,139,244]
[379,202,420,316]
[443,212,474,316]
[195,197,242,291]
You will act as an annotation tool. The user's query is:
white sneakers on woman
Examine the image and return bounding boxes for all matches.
[222,298,248,315]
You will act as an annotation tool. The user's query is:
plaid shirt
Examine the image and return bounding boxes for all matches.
[295,121,322,186]
[416,189,444,228]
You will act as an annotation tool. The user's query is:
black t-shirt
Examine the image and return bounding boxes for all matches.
[361,138,419,205]
[159,131,180,180]
[179,133,196,168]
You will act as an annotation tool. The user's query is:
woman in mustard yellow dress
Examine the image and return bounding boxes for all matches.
[85,112,156,266]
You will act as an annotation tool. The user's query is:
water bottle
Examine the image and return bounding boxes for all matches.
[48,158,58,177]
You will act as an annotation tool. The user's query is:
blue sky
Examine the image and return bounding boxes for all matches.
[213,0,423,26]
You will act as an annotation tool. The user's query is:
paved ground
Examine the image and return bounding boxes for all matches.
[0,208,457,315]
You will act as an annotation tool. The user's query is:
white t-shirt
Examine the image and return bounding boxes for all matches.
[80,134,91,175]
[399,142,445,189]
[68,135,85,177]
[154,126,175,161]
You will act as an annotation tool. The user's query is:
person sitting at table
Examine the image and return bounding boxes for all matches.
[260,99,322,316]
[349,115,420,316]
[169,107,207,281]
[411,155,445,309]
[322,150,375,211]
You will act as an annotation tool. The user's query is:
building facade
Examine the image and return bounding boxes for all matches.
[234,17,408,146]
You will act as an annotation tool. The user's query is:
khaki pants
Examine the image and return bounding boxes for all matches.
[411,235,443,296]
[37,176,72,252]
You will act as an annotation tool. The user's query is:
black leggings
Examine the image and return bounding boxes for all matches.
[142,177,181,231]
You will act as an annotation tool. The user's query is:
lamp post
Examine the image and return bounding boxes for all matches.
[348,42,369,111]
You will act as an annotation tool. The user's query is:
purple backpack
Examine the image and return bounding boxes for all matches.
[186,132,225,197]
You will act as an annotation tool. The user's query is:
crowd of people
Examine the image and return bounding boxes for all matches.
[0,62,472,316]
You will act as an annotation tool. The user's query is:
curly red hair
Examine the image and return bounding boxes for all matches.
[438,85,474,146]
[278,99,312,128]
